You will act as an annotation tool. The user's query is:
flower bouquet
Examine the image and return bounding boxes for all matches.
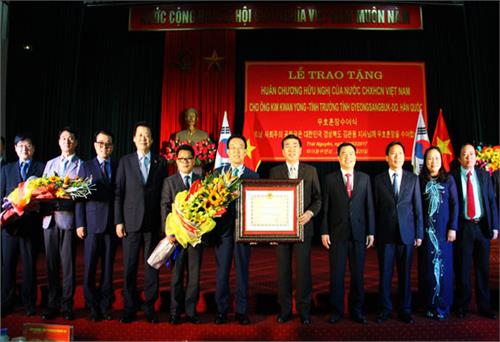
[161,138,216,166]
[0,174,95,227]
[147,170,242,269]
[476,144,500,174]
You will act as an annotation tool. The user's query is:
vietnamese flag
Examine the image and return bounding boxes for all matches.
[432,109,455,171]
[242,111,261,171]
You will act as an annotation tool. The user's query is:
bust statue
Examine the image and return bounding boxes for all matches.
[175,108,209,143]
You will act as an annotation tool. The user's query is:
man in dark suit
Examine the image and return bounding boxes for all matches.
[451,143,498,319]
[212,134,259,325]
[373,141,423,324]
[270,134,321,325]
[0,136,6,168]
[1,134,44,317]
[321,142,375,325]
[75,130,117,322]
[115,122,168,323]
[41,127,82,321]
[161,144,202,325]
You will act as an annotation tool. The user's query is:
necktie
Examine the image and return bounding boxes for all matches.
[346,173,352,198]
[289,166,296,179]
[232,167,239,177]
[20,162,28,181]
[466,171,476,219]
[60,158,69,176]
[101,161,110,179]
[184,175,191,189]
[140,156,149,184]
[393,172,399,200]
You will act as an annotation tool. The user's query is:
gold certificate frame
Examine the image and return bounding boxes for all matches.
[235,179,304,243]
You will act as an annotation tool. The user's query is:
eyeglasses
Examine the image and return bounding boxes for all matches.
[16,144,33,150]
[95,141,113,148]
[177,157,194,162]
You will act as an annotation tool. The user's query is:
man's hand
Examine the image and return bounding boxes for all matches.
[492,229,498,241]
[414,238,422,247]
[366,235,374,248]
[116,224,126,238]
[321,234,331,250]
[447,230,456,242]
[76,227,86,240]
[299,210,314,226]
[167,234,177,244]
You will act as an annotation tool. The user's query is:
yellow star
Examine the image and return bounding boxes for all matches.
[436,137,451,155]
[246,138,256,159]
[204,49,224,71]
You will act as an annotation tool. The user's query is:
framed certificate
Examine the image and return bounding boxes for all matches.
[235,179,304,243]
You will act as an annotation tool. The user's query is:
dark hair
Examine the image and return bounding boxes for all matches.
[227,134,247,149]
[94,129,114,142]
[58,126,78,140]
[419,146,448,182]
[385,141,405,155]
[281,134,302,149]
[459,143,476,157]
[14,134,33,146]
[337,142,356,156]
[176,144,195,157]
[133,121,152,136]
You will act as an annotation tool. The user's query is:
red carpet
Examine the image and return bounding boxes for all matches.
[1,240,498,341]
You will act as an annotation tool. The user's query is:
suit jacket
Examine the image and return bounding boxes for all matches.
[0,159,45,235]
[114,152,168,234]
[269,163,322,238]
[321,170,375,241]
[160,172,201,229]
[451,167,499,238]
[75,157,116,234]
[42,155,82,229]
[373,169,423,245]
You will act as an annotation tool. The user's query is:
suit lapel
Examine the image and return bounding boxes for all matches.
[298,163,305,179]
[399,171,411,201]
[92,158,105,183]
[383,172,394,200]
[335,171,349,199]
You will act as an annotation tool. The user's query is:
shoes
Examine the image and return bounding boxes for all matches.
[351,314,368,324]
[169,314,182,325]
[301,316,311,325]
[62,310,74,321]
[329,314,342,324]
[186,315,201,324]
[214,312,227,324]
[478,310,497,319]
[120,312,137,323]
[89,310,103,322]
[235,313,250,325]
[426,309,445,321]
[145,311,159,323]
[277,313,292,324]
[456,308,467,319]
[102,310,113,321]
[376,311,391,323]
[25,307,36,317]
[41,308,58,320]
[398,313,414,324]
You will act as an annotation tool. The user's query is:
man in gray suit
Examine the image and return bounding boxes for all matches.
[41,127,82,321]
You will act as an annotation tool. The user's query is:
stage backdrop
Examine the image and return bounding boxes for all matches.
[243,61,427,170]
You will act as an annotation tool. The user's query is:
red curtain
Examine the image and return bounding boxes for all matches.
[159,30,236,147]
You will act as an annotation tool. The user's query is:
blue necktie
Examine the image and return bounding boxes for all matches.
[140,156,149,184]
[20,162,28,181]
[232,167,239,177]
[60,158,69,176]
[393,172,399,200]
[184,175,191,189]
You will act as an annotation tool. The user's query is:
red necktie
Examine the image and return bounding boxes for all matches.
[466,171,475,219]
[346,173,352,198]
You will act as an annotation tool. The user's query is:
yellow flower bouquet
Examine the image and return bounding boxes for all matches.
[0,175,94,227]
[147,170,242,269]
[476,145,500,174]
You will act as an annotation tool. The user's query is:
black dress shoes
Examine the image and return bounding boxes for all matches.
[120,312,137,323]
[102,310,113,321]
[62,310,74,321]
[301,316,311,325]
[426,309,445,321]
[351,314,368,324]
[376,311,391,323]
[478,310,497,319]
[277,313,292,324]
[186,315,201,324]
[235,313,250,325]
[169,314,182,325]
[145,311,159,323]
[329,314,342,324]
[214,312,227,324]
[398,313,414,324]
[42,308,58,320]
[25,307,36,317]
[89,310,103,322]
[456,308,467,319]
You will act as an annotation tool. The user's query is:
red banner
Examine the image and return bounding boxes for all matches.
[130,3,422,31]
[243,61,427,170]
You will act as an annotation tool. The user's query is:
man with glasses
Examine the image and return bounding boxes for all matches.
[212,134,259,325]
[1,135,45,317]
[161,144,202,325]
[75,130,117,322]
[41,127,82,321]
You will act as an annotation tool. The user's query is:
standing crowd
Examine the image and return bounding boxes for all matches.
[1,122,498,326]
